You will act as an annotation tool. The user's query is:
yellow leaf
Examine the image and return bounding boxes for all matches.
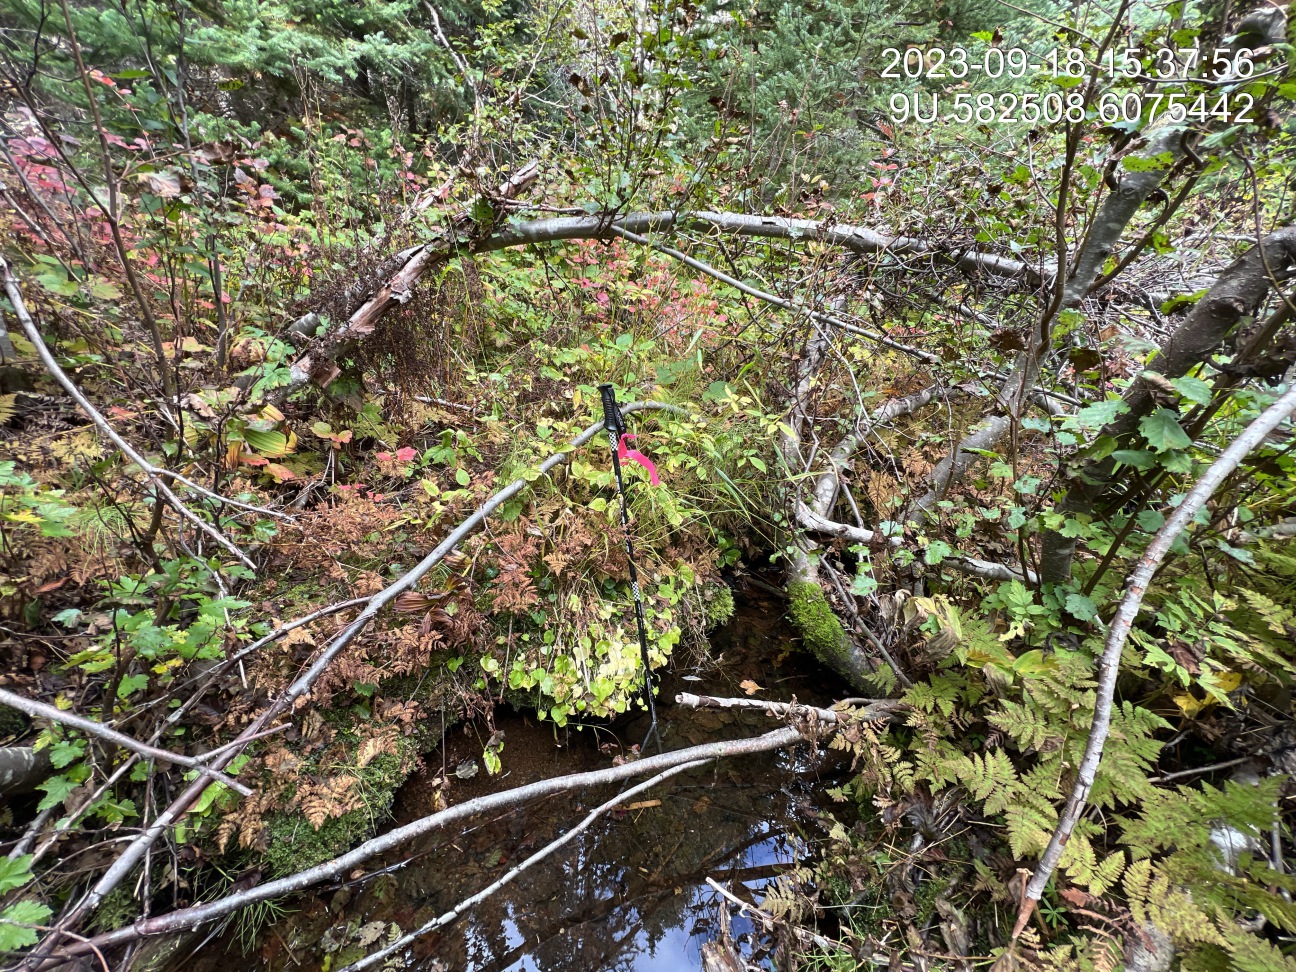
[1173,693,1204,717]
[739,679,763,696]
[1213,671,1242,693]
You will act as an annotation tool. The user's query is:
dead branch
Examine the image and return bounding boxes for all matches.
[339,759,707,972]
[1013,380,1296,939]
[0,689,251,796]
[283,207,1037,396]
[55,726,808,959]
[704,877,842,953]
[795,505,1036,584]
[0,257,263,570]
[609,224,941,366]
[674,693,901,725]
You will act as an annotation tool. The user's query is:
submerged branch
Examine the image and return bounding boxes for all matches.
[338,760,707,972]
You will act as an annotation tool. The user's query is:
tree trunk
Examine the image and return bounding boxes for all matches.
[1038,228,1296,585]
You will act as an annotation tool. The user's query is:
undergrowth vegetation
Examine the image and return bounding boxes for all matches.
[0,0,1293,968]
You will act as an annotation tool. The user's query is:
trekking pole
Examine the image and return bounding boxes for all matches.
[599,383,659,749]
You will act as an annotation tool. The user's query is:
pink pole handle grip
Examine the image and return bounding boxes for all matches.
[618,434,660,486]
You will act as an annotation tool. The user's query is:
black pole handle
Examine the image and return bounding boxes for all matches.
[598,383,624,436]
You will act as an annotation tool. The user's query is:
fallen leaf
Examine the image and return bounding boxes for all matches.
[625,799,660,811]
[355,920,386,947]
[739,679,763,696]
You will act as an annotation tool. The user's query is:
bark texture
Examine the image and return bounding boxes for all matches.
[0,746,51,796]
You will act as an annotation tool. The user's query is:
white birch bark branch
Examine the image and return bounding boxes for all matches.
[338,760,706,972]
[1012,380,1296,939]
[0,689,251,796]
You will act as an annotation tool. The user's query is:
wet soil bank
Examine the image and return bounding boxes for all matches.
[180,591,856,971]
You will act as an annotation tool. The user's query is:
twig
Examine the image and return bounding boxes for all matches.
[796,504,1037,585]
[820,562,913,689]
[0,257,259,570]
[1013,380,1296,939]
[338,760,707,971]
[0,688,252,796]
[6,805,55,860]
[1147,756,1253,783]
[609,225,941,367]
[704,877,841,952]
[674,693,901,725]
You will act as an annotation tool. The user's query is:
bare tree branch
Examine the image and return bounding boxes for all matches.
[338,760,707,972]
[674,692,901,725]
[283,207,1036,396]
[1,257,264,570]
[609,224,942,366]
[1012,380,1296,940]
[0,689,252,796]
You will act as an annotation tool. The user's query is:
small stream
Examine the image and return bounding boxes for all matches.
[185,594,851,971]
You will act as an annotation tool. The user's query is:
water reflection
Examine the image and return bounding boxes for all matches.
[184,598,844,972]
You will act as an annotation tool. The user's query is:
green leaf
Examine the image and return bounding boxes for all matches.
[1111,449,1156,470]
[1171,376,1212,406]
[1065,593,1099,621]
[455,467,471,486]
[1072,399,1129,430]
[0,856,35,895]
[88,277,124,301]
[0,899,52,950]
[924,540,953,565]
[1124,151,1175,172]
[36,775,77,812]
[1136,509,1165,531]
[1140,408,1192,453]
[48,740,85,769]
[243,429,291,457]
[117,673,148,697]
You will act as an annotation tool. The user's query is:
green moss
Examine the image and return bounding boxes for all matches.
[88,883,140,933]
[0,705,28,741]
[702,583,735,629]
[787,581,850,666]
[264,807,378,877]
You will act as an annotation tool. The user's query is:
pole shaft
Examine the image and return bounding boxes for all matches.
[599,385,656,722]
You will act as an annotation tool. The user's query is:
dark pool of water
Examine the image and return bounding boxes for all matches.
[183,593,850,972]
